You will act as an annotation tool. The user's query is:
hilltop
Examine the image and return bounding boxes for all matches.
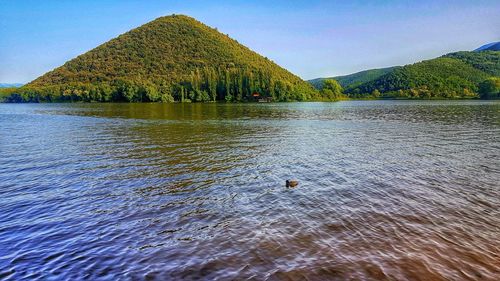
[3,15,322,103]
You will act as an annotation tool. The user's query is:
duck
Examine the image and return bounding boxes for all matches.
[286,180,299,188]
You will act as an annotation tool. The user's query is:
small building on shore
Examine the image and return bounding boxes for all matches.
[252,92,273,102]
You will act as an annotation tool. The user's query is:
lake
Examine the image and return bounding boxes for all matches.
[0,101,499,280]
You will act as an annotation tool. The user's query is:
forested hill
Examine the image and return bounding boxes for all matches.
[3,15,322,103]
[344,50,500,99]
[309,66,401,90]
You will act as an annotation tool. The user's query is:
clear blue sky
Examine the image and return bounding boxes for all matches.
[0,0,499,83]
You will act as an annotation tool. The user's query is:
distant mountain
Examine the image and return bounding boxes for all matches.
[0,83,23,88]
[474,42,500,52]
[309,66,401,90]
[4,15,323,103]
[345,50,499,99]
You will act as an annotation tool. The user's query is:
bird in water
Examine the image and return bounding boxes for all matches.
[286,180,299,188]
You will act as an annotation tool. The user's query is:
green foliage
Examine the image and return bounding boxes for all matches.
[345,52,500,99]
[320,79,344,100]
[478,77,500,99]
[444,51,500,76]
[371,89,381,98]
[5,15,323,103]
[310,66,401,91]
[0,88,21,102]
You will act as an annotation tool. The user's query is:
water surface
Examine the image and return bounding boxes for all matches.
[0,101,499,280]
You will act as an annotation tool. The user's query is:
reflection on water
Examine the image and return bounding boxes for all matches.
[0,101,499,280]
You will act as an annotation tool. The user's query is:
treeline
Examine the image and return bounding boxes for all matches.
[347,78,499,99]
[1,67,327,103]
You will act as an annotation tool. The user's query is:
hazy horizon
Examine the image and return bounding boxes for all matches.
[1,0,499,83]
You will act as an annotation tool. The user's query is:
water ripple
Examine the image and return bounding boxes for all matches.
[0,101,499,280]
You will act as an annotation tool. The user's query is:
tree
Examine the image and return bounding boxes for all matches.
[478,77,500,99]
[321,79,343,100]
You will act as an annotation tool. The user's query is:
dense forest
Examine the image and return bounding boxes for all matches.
[443,51,500,76]
[309,66,401,92]
[1,67,321,103]
[1,15,327,103]
[340,51,500,99]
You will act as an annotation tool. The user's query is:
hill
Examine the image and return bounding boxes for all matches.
[443,51,500,76]
[309,66,400,90]
[3,15,321,103]
[0,83,23,88]
[345,51,500,99]
[474,42,500,52]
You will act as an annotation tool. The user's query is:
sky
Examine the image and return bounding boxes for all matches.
[0,0,499,83]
